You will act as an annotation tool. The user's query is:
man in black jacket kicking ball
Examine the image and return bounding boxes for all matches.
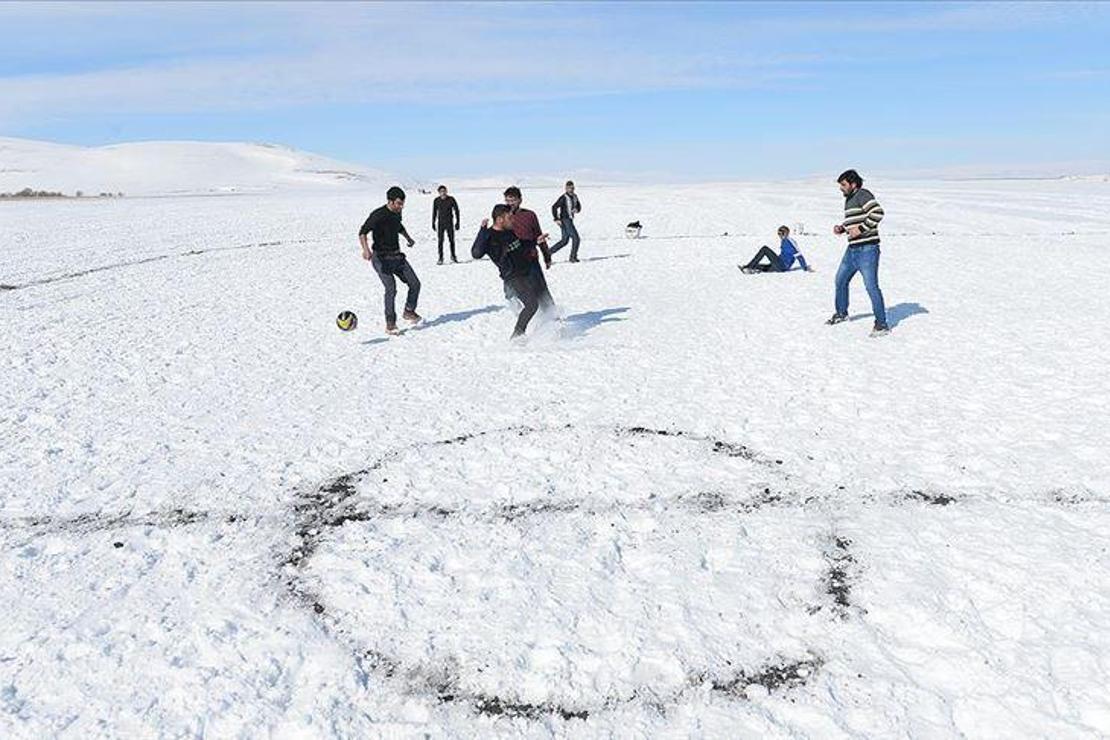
[472,203,553,340]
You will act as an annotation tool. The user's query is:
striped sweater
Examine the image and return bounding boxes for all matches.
[842,187,884,247]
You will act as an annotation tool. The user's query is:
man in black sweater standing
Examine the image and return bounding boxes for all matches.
[359,186,421,334]
[550,180,582,262]
[432,184,460,264]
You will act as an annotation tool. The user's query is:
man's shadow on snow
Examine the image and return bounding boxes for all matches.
[850,301,929,328]
[416,304,503,330]
[572,253,632,263]
[362,304,504,345]
[561,307,630,338]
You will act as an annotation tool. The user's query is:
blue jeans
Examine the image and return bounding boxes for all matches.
[834,244,886,325]
[550,218,580,259]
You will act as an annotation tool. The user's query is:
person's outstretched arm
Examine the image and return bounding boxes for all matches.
[471,225,491,260]
[399,222,415,247]
[788,237,808,270]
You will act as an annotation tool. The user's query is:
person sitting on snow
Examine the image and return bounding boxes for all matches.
[741,225,810,273]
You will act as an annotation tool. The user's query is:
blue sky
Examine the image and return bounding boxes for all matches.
[2,1,1108,180]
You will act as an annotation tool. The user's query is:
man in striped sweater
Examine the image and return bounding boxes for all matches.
[827,169,889,336]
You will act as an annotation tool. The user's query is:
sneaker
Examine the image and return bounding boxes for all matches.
[385,322,401,335]
[825,313,848,325]
[451,256,459,263]
[437,259,444,265]
[569,257,580,264]
[402,309,423,325]
[870,322,890,337]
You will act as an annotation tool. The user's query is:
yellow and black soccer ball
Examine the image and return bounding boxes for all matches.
[336,310,358,331]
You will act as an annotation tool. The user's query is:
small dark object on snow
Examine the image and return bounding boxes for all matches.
[113,541,124,548]
[909,490,956,506]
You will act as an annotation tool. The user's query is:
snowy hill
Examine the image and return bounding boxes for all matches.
[0,137,400,197]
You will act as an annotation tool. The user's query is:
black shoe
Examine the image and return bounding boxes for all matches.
[451,257,459,263]
[826,313,848,325]
[569,257,580,263]
[437,259,444,265]
[870,322,890,337]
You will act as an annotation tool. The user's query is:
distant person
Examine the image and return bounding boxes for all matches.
[431,184,460,264]
[473,204,552,339]
[503,186,555,313]
[827,169,888,336]
[741,226,810,273]
[358,186,421,334]
[550,180,582,262]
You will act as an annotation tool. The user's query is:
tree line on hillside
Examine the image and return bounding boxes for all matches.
[0,188,125,199]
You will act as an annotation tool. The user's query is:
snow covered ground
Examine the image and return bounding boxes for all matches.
[2,177,1110,737]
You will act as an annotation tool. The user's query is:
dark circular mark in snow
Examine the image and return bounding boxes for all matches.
[284,424,847,721]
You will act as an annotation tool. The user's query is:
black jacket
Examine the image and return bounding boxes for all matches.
[432,195,460,229]
[472,226,532,279]
[551,193,582,221]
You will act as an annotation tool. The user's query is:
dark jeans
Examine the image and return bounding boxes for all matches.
[505,262,553,309]
[504,275,540,337]
[743,245,785,272]
[436,222,457,261]
[528,260,555,314]
[550,218,580,259]
[834,244,886,325]
[372,254,420,324]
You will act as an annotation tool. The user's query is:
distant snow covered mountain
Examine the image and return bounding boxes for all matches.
[0,138,402,197]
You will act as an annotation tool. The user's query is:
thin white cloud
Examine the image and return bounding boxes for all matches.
[670,1,1108,39]
[1036,68,1110,81]
[2,1,1104,128]
[0,3,822,125]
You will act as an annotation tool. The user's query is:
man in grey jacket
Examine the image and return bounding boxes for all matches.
[827,169,889,336]
[550,180,582,262]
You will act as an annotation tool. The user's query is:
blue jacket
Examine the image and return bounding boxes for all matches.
[779,237,807,271]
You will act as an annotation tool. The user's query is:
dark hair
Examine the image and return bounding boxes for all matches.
[491,203,513,220]
[837,169,863,188]
[437,185,447,192]
[386,186,406,202]
[777,225,789,234]
[503,186,522,199]
[566,180,574,187]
